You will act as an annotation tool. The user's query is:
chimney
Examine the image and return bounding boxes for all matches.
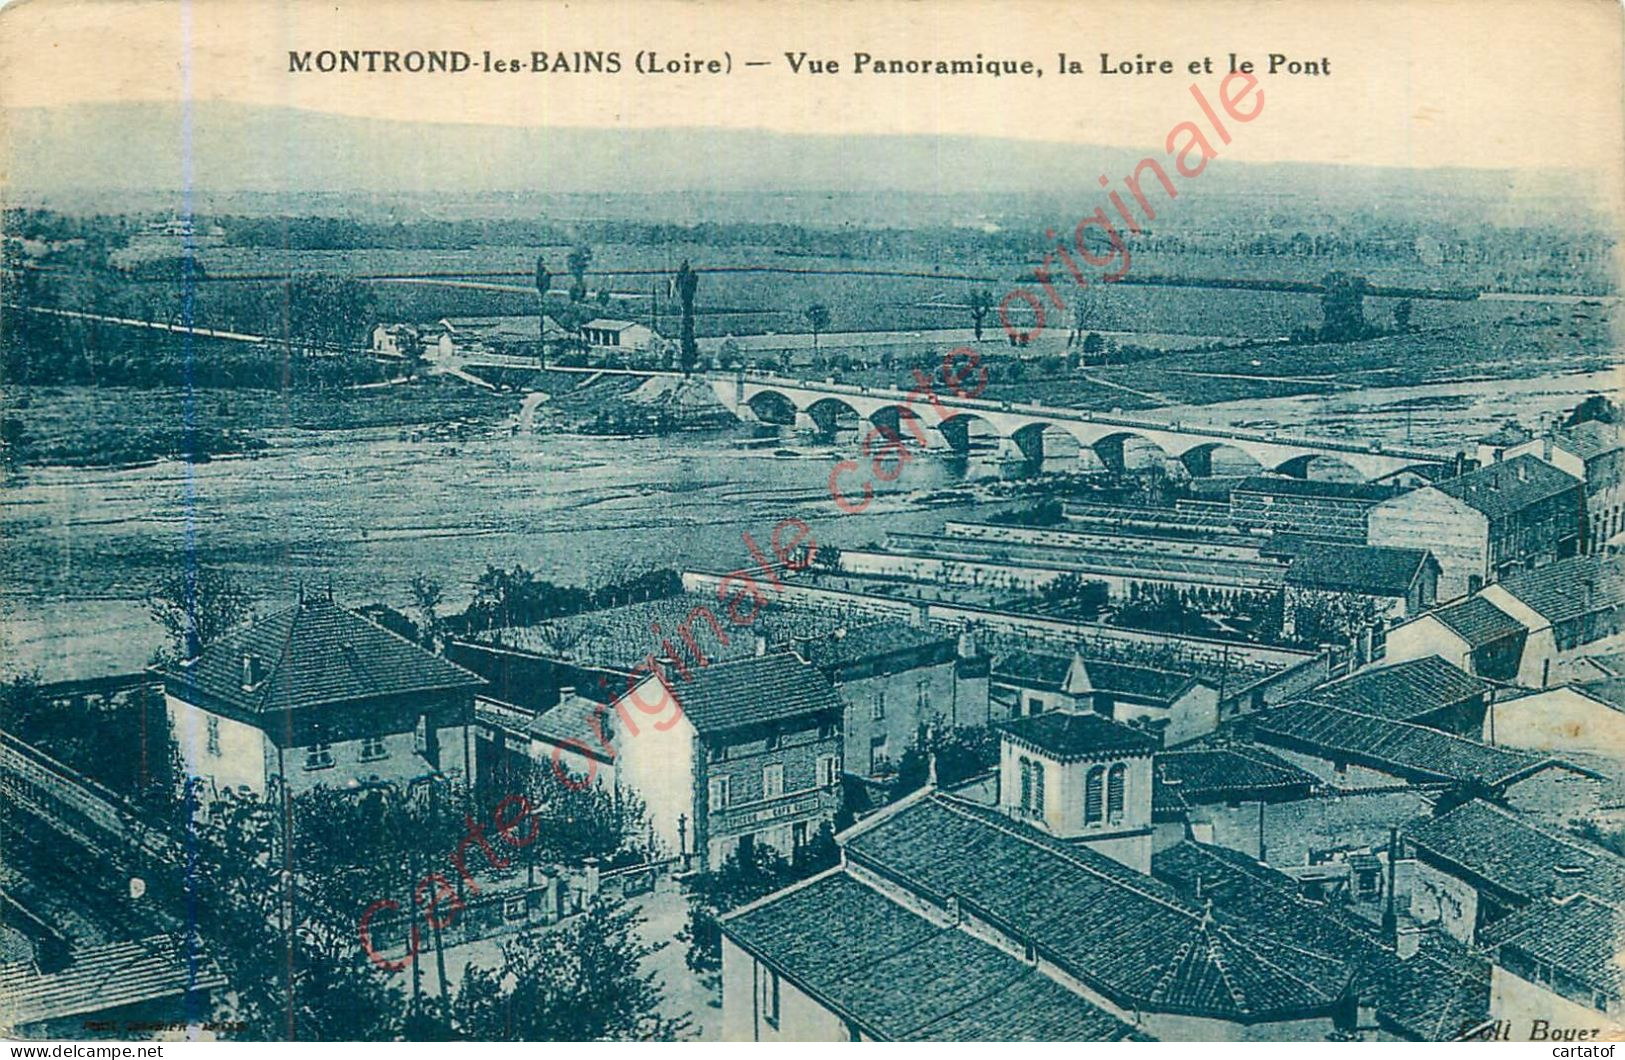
[1516,461,1529,482]
[241,653,263,690]
[1395,924,1424,960]
[1552,864,1587,901]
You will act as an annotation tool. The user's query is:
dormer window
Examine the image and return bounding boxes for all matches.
[240,653,265,692]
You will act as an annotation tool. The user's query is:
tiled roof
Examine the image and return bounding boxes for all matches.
[1080,660,1202,703]
[1428,597,1527,649]
[991,651,1072,691]
[794,621,954,673]
[1402,800,1625,906]
[1253,703,1547,788]
[1495,554,1625,626]
[0,935,228,1030]
[160,597,483,715]
[1154,748,1318,803]
[1284,542,1433,597]
[721,872,1146,1041]
[1432,455,1580,520]
[1556,421,1624,462]
[526,694,616,761]
[841,794,1353,1022]
[1232,476,1399,502]
[1301,656,1492,722]
[1479,895,1624,999]
[999,712,1160,762]
[664,652,843,735]
[1152,842,1492,1041]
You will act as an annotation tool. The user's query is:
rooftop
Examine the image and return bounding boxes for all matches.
[999,711,1160,762]
[1253,703,1551,789]
[841,793,1354,1023]
[1478,895,1624,1000]
[1554,420,1625,462]
[1426,596,1528,650]
[1152,841,1492,1040]
[1232,476,1400,503]
[1493,554,1625,627]
[1431,455,1581,520]
[1402,800,1625,907]
[658,651,844,735]
[0,935,228,1030]
[721,871,1147,1041]
[1283,542,1435,597]
[1153,747,1319,806]
[793,621,955,675]
[1301,655,1492,722]
[160,596,484,716]
[990,651,1072,691]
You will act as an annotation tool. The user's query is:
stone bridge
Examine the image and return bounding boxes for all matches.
[707,373,1452,481]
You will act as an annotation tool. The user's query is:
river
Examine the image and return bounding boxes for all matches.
[4,365,1617,681]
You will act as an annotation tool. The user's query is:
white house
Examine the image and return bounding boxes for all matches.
[581,318,658,352]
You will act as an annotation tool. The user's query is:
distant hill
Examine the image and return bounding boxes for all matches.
[3,101,1612,228]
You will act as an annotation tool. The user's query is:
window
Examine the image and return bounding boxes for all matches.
[1019,758,1032,809]
[792,821,808,851]
[303,743,334,771]
[872,690,886,722]
[1107,763,1127,824]
[816,754,838,788]
[916,678,930,711]
[1032,760,1045,815]
[761,965,781,1029]
[709,776,731,811]
[762,763,784,800]
[869,735,887,774]
[360,735,388,762]
[414,714,428,754]
[1019,757,1045,816]
[1085,765,1105,824]
[206,716,221,757]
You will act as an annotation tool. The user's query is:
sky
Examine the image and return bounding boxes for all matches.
[0,0,1621,213]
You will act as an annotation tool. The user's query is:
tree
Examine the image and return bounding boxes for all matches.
[717,337,742,371]
[452,900,687,1040]
[1082,331,1105,358]
[265,273,378,353]
[408,572,445,648]
[803,304,831,351]
[682,831,836,974]
[566,245,593,303]
[890,724,1001,799]
[675,260,699,374]
[148,568,255,658]
[1318,271,1372,342]
[968,289,993,341]
[1392,298,1413,332]
[1566,394,1619,428]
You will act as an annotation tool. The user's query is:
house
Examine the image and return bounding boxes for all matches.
[434,315,559,358]
[716,869,1146,1042]
[1475,422,1537,467]
[1479,554,1625,687]
[992,650,1219,747]
[1367,455,1583,600]
[1385,596,1529,682]
[1151,746,1318,837]
[998,711,1159,872]
[723,790,1366,1041]
[1276,540,1440,633]
[1298,655,1494,735]
[369,323,422,357]
[792,622,989,778]
[581,318,658,352]
[1228,476,1401,542]
[611,652,845,872]
[157,594,486,799]
[1486,682,1625,765]
[1251,700,1589,806]
[1401,800,1625,947]
[1503,420,1625,553]
[1152,841,1495,1041]
[1479,894,1624,1038]
[0,934,228,1039]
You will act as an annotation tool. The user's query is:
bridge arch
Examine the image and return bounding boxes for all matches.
[937,411,1005,455]
[1176,441,1268,478]
[745,389,798,425]
[1273,452,1366,482]
[803,397,864,438]
[1091,430,1173,475]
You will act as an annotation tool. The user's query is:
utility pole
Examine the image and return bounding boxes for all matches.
[1257,799,1267,863]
